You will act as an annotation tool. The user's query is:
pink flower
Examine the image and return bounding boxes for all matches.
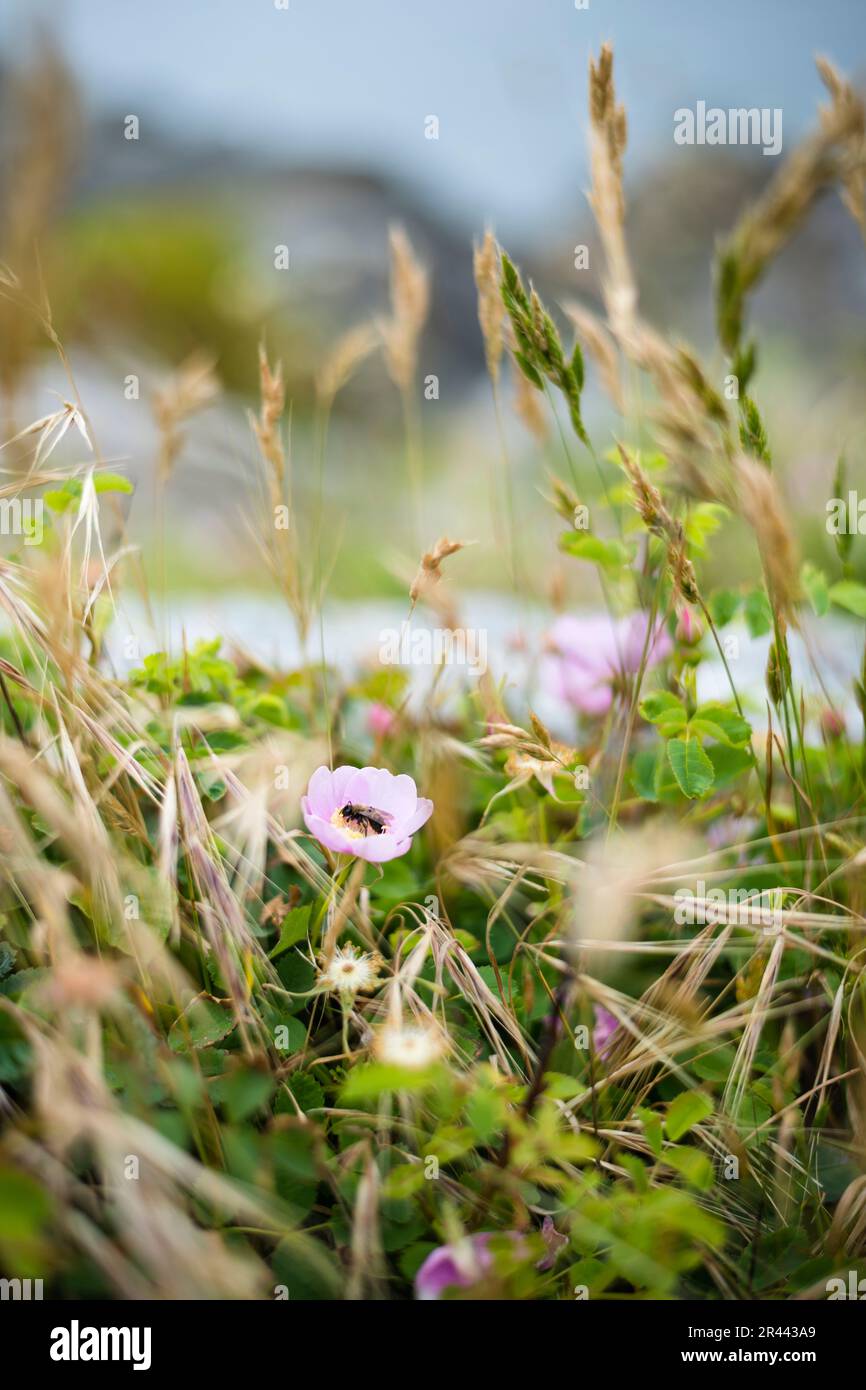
[414,1232,521,1300]
[301,764,433,863]
[366,701,396,738]
[676,605,702,645]
[542,611,672,716]
[593,1004,619,1056]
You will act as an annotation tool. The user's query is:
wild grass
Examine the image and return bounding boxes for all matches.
[0,43,864,1302]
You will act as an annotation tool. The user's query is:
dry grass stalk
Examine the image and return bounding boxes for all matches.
[315,321,380,409]
[473,228,505,385]
[717,56,866,352]
[617,443,700,603]
[251,343,285,483]
[562,299,624,412]
[587,44,637,344]
[0,43,80,426]
[735,453,799,619]
[248,345,315,641]
[408,535,469,611]
[152,352,219,488]
[380,225,430,392]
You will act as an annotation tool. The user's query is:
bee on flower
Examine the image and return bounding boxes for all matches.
[302,764,433,863]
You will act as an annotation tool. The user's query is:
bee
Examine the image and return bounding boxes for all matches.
[340,802,389,836]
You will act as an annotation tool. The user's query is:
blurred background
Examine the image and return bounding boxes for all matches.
[0,0,864,663]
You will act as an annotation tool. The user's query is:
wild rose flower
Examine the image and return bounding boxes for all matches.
[542,611,671,716]
[301,764,433,863]
[414,1232,522,1300]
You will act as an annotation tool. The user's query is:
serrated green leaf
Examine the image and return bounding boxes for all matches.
[690,703,751,747]
[666,737,715,799]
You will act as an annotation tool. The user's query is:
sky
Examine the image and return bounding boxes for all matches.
[3,0,866,245]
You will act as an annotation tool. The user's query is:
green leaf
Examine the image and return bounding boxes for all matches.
[685,503,729,553]
[801,561,830,617]
[43,485,81,513]
[666,1146,714,1190]
[250,693,289,727]
[281,1072,324,1114]
[632,747,661,802]
[829,580,866,619]
[639,691,687,734]
[705,742,752,788]
[399,1241,437,1282]
[665,1090,713,1141]
[273,1233,342,1300]
[269,905,312,959]
[690,703,751,747]
[220,1068,275,1122]
[637,1106,663,1159]
[169,996,237,1051]
[382,1164,427,1199]
[559,532,632,570]
[93,472,134,495]
[340,1062,444,1102]
[744,587,772,637]
[466,1084,506,1143]
[708,588,740,627]
[666,738,715,799]
[274,1015,307,1055]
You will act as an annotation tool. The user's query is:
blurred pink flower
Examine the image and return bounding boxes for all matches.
[301,764,433,863]
[593,1004,619,1056]
[415,1232,522,1299]
[542,612,672,716]
[366,701,396,738]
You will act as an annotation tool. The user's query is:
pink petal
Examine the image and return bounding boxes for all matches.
[354,833,412,863]
[302,811,357,856]
[403,797,434,835]
[366,769,418,819]
[305,764,361,819]
[341,768,375,807]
